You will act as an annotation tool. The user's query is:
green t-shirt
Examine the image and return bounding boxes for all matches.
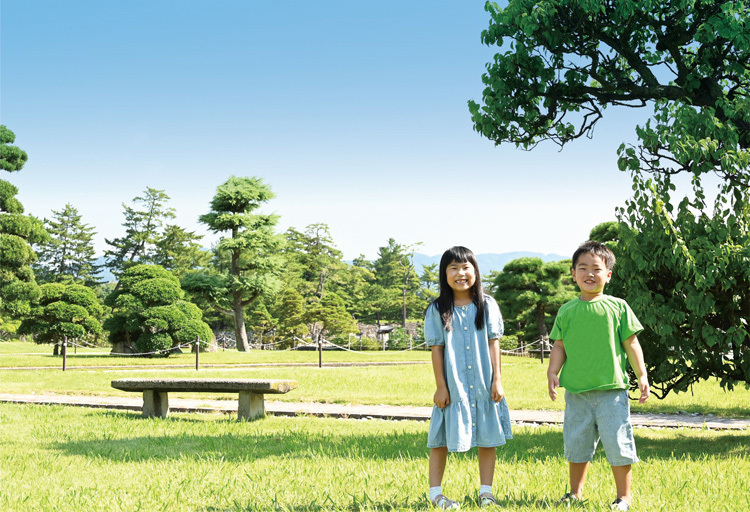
[549,295,643,393]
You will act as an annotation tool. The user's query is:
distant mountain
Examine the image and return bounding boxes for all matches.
[412,251,568,275]
[95,251,568,284]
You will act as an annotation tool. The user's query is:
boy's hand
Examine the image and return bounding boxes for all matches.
[491,380,505,402]
[434,386,450,408]
[548,373,560,401]
[638,375,650,403]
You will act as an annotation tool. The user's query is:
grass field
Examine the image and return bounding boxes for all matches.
[1,403,748,511]
[1,341,750,511]
[2,342,749,417]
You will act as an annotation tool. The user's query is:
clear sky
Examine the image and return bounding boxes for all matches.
[1,0,651,261]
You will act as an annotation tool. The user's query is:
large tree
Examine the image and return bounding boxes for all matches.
[493,257,576,346]
[104,187,175,283]
[33,203,101,285]
[197,176,284,351]
[283,223,344,298]
[151,224,210,279]
[0,126,49,319]
[18,283,103,355]
[471,0,750,395]
[104,264,212,356]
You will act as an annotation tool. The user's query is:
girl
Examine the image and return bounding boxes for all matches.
[425,246,512,509]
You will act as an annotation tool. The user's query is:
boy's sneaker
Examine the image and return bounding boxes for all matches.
[611,498,630,511]
[478,492,497,507]
[431,494,460,509]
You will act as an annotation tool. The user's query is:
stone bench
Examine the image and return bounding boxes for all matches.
[111,378,298,420]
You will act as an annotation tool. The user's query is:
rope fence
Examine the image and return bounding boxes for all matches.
[5,333,551,371]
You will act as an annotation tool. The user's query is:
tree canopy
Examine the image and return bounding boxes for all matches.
[0,126,49,318]
[104,264,212,356]
[470,0,750,395]
[195,176,284,351]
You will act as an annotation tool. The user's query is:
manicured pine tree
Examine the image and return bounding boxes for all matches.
[0,125,49,319]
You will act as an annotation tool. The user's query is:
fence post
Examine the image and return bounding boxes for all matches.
[195,336,200,371]
[318,336,322,368]
[62,337,68,371]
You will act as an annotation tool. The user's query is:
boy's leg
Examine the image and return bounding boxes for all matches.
[429,447,449,487]
[477,447,496,486]
[569,461,589,498]
[611,464,632,502]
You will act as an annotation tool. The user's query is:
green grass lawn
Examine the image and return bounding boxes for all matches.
[2,341,749,418]
[1,403,748,511]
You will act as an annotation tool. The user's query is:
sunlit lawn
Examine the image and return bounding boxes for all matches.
[1,403,748,511]
[2,341,750,417]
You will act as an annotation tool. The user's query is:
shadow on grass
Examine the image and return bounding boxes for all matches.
[52,412,750,465]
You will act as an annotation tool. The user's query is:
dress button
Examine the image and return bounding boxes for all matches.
[470,385,474,389]
[468,365,472,369]
[464,326,468,330]
[472,423,476,427]
[472,403,475,408]
[466,346,470,350]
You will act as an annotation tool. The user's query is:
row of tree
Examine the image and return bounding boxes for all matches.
[0,140,445,354]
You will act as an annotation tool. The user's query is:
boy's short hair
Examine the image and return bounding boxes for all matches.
[572,241,616,270]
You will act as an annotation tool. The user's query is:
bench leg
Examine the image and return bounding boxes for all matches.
[142,390,169,418]
[237,391,264,421]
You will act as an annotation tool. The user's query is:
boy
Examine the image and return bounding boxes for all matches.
[547,241,649,511]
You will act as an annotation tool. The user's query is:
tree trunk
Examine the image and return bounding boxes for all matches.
[536,305,549,350]
[233,289,250,351]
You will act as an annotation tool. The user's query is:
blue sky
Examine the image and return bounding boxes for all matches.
[1,0,650,260]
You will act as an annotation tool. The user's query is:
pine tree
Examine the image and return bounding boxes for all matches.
[34,203,101,284]
[0,126,49,318]
[104,187,175,282]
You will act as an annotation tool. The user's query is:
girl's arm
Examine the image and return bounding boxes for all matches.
[431,345,450,408]
[547,339,566,401]
[488,338,505,401]
[623,334,650,403]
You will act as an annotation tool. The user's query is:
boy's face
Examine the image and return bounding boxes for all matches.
[572,252,612,301]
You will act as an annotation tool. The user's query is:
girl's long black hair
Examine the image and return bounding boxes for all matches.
[433,246,486,331]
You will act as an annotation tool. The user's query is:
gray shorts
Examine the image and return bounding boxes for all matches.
[563,389,638,466]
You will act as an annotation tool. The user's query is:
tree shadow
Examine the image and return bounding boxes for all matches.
[52,412,750,464]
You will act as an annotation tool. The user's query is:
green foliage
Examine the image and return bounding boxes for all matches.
[0,126,49,318]
[0,125,28,172]
[18,283,103,346]
[494,257,576,343]
[33,203,101,285]
[197,176,284,351]
[386,327,412,350]
[471,0,750,156]
[104,264,212,356]
[151,224,210,278]
[614,174,750,397]
[104,188,176,279]
[472,0,750,394]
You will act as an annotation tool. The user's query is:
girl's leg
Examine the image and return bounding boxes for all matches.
[429,447,449,487]
[611,464,632,502]
[477,447,496,486]
[569,462,589,498]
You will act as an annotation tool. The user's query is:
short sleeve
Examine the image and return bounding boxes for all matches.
[550,307,566,341]
[485,296,504,339]
[424,303,446,346]
[618,301,643,342]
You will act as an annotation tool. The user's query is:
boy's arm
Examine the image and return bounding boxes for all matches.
[623,334,650,403]
[546,339,566,401]
[488,338,505,402]
[431,345,450,408]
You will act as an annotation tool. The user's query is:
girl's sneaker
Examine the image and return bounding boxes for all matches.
[431,494,460,509]
[479,492,498,507]
[611,498,630,511]
[559,492,580,503]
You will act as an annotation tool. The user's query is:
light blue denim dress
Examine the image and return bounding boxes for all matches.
[426,296,513,452]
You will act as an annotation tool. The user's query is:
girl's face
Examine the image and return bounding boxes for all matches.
[572,252,612,300]
[446,260,476,296]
